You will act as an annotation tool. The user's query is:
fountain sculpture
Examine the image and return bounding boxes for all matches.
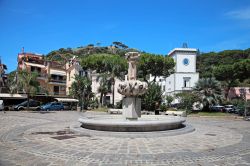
[118,52,148,120]
[79,52,186,132]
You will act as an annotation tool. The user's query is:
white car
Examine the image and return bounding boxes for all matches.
[0,100,4,111]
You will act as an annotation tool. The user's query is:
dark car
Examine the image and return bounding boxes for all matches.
[39,102,64,111]
[210,105,225,112]
[14,100,40,111]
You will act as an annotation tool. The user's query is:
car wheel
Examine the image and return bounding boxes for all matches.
[36,108,41,111]
[18,107,24,111]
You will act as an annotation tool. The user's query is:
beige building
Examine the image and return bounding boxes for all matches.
[65,57,85,95]
[0,60,8,93]
[18,52,67,97]
[90,72,124,105]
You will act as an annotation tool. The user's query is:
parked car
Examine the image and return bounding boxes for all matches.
[235,106,250,116]
[224,105,236,113]
[39,102,64,111]
[235,106,245,116]
[14,100,40,111]
[0,100,4,111]
[210,105,225,112]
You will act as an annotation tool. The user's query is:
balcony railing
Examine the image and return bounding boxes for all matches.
[49,79,66,84]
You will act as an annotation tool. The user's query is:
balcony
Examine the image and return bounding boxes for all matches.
[37,73,47,79]
[49,79,66,84]
[50,91,67,96]
[50,61,65,70]
[49,74,66,84]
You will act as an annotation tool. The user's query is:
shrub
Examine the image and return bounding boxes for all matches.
[141,82,163,111]
[175,92,200,113]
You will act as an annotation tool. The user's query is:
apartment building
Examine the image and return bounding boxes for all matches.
[0,59,8,93]
[66,57,85,95]
[18,52,67,97]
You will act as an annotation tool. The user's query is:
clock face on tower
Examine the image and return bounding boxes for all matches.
[183,58,189,66]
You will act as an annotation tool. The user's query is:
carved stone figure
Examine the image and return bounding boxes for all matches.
[118,52,148,120]
[125,52,140,81]
[118,80,148,96]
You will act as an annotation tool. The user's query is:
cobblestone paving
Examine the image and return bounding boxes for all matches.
[0,111,250,166]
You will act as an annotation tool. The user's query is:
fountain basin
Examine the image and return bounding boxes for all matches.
[79,115,185,132]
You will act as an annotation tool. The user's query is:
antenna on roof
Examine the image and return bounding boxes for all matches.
[182,43,188,48]
[22,47,24,53]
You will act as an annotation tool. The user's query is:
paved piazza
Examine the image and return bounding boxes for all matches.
[0,111,250,166]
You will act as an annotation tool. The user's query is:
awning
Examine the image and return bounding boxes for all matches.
[55,98,79,102]
[50,69,66,76]
[0,93,27,99]
[25,62,45,68]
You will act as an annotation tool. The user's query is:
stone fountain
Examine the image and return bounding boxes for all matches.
[79,52,186,132]
[118,52,148,120]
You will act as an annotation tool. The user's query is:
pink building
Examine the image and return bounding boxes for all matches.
[228,87,250,101]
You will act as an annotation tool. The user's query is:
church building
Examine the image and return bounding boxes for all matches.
[165,47,199,94]
[150,47,199,103]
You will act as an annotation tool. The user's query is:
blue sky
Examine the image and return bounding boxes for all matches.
[1,0,250,72]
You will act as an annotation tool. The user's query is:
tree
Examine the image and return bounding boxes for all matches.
[193,77,222,111]
[138,53,175,82]
[233,59,250,81]
[213,64,238,100]
[213,59,250,100]
[97,73,110,106]
[16,69,40,110]
[81,54,127,106]
[141,82,163,111]
[70,75,92,110]
[175,92,200,112]
[112,41,128,50]
[165,95,174,108]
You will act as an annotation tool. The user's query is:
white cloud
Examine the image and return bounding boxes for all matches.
[226,7,250,20]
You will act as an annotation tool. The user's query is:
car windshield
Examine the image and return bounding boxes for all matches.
[42,103,52,107]
[18,101,28,105]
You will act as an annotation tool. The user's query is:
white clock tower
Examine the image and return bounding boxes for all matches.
[164,47,199,97]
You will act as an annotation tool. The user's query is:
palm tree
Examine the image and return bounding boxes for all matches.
[70,75,92,110]
[193,77,222,111]
[103,56,127,107]
[97,73,110,106]
[17,69,40,110]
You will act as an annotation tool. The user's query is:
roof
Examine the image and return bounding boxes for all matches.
[168,48,197,56]
[54,98,79,102]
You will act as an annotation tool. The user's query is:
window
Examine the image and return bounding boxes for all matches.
[30,66,41,75]
[79,70,85,77]
[60,86,66,91]
[183,77,191,87]
[53,86,59,95]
